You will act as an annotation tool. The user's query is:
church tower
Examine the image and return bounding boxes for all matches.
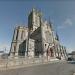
[27,8,43,57]
[28,8,41,33]
[10,26,28,57]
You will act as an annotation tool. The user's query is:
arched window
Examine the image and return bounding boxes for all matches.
[45,44,46,47]
[16,30,19,40]
[13,46,16,55]
[21,30,24,40]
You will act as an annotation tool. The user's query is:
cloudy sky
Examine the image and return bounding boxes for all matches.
[0,0,75,53]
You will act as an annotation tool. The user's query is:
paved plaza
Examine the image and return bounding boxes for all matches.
[0,61,75,75]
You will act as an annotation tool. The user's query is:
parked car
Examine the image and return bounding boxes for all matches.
[67,57,73,61]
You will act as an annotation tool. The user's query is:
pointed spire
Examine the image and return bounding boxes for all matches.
[32,7,35,12]
[56,31,59,41]
[49,17,53,31]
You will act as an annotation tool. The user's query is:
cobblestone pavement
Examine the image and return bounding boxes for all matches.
[0,61,75,75]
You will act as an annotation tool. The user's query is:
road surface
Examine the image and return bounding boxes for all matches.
[0,61,75,75]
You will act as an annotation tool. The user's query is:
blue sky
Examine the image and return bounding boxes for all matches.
[0,1,75,53]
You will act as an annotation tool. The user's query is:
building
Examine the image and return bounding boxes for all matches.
[10,8,66,59]
[10,26,28,57]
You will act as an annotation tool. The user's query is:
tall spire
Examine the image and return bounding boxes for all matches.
[49,17,53,31]
[56,31,59,41]
[32,7,36,12]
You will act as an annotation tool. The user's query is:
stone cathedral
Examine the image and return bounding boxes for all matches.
[10,8,67,59]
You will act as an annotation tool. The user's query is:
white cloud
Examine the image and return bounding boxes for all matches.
[64,18,72,26]
[0,43,10,53]
[57,18,73,29]
[67,48,73,53]
[57,25,65,29]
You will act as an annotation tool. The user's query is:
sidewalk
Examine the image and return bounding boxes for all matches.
[73,73,75,75]
[0,58,65,71]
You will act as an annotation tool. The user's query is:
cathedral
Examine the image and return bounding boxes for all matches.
[10,8,67,59]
